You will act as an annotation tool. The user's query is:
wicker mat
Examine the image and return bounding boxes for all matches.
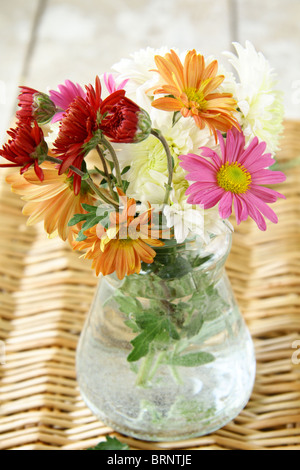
[0,121,299,451]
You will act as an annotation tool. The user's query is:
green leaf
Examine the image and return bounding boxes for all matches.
[87,436,129,450]
[121,166,131,175]
[81,216,102,232]
[76,230,87,242]
[93,167,107,178]
[184,313,204,338]
[167,352,214,367]
[124,319,140,333]
[81,203,98,213]
[68,213,89,227]
[127,313,179,362]
[115,292,143,316]
[157,256,192,280]
[122,180,130,193]
[191,254,213,268]
[127,328,157,362]
[172,111,182,127]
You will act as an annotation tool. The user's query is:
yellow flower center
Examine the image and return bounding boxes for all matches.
[217,162,252,194]
[185,87,207,110]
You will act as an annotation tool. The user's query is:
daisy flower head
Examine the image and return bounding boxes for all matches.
[180,127,286,231]
[6,162,96,242]
[73,192,164,280]
[151,49,239,140]
[224,41,284,154]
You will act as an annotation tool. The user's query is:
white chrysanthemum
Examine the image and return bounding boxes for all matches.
[163,196,233,244]
[116,112,215,204]
[163,202,204,244]
[44,121,60,149]
[224,41,284,154]
[112,46,172,114]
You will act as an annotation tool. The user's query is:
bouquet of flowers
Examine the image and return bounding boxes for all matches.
[1,42,285,280]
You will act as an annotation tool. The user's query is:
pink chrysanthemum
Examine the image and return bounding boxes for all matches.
[49,80,86,122]
[103,73,129,94]
[180,127,286,231]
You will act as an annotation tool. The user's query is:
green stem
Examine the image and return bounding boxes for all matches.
[101,137,123,188]
[96,145,118,201]
[87,177,118,207]
[169,365,183,385]
[45,155,119,208]
[147,351,166,382]
[135,349,156,387]
[150,129,173,204]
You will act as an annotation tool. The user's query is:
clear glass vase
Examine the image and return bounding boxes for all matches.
[76,232,256,441]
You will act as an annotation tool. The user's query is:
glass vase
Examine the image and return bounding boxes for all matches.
[76,232,256,441]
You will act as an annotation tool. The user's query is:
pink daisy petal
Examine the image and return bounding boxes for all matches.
[238,136,259,161]
[242,197,267,231]
[186,181,217,195]
[245,155,275,173]
[103,73,129,94]
[195,187,224,209]
[51,111,65,123]
[246,192,278,224]
[249,185,286,203]
[225,127,245,163]
[103,73,114,93]
[184,169,217,183]
[239,140,266,167]
[218,191,233,219]
[198,147,222,169]
[50,80,86,114]
[233,194,248,225]
[179,154,217,173]
[251,169,286,185]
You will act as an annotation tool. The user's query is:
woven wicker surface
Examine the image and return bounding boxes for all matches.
[0,121,299,450]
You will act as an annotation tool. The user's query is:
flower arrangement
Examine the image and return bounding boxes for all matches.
[1,42,285,279]
[0,43,287,437]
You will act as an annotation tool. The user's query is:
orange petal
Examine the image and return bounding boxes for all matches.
[202,60,218,80]
[151,97,182,111]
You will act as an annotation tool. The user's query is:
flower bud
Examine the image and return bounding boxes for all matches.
[101,97,152,144]
[32,92,57,124]
[17,87,56,125]
[134,108,152,143]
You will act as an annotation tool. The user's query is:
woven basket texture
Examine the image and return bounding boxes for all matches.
[0,121,299,450]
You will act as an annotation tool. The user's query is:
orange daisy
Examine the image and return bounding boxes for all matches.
[6,161,96,242]
[151,49,239,139]
[73,194,164,280]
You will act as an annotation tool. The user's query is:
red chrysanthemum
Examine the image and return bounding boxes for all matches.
[53,76,125,195]
[101,97,152,143]
[0,121,47,181]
